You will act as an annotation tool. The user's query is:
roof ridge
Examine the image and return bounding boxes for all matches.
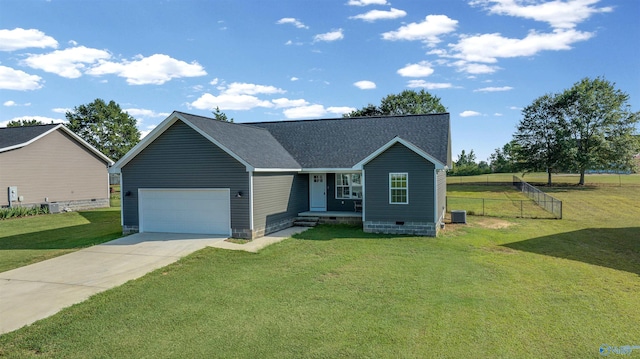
[174,111,275,133]
[248,112,450,125]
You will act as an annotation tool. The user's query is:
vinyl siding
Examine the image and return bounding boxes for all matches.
[252,172,308,230]
[121,120,249,229]
[364,143,435,222]
[326,173,360,212]
[0,129,109,207]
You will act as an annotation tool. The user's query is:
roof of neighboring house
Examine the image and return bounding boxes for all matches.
[252,114,451,168]
[0,124,59,150]
[112,111,451,172]
[0,124,114,165]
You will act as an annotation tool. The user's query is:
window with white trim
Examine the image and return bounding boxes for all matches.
[389,173,408,204]
[335,173,362,199]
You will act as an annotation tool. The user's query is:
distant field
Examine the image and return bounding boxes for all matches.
[447,172,640,186]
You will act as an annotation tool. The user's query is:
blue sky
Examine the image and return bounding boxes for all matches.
[1,0,638,161]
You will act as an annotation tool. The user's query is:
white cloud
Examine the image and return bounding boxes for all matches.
[354,80,376,89]
[474,86,514,92]
[452,61,500,74]
[272,98,310,108]
[448,29,593,64]
[139,125,157,139]
[350,8,406,22]
[87,54,206,85]
[313,29,344,42]
[190,93,274,111]
[382,15,458,45]
[0,116,65,127]
[509,106,522,110]
[494,113,503,116]
[406,80,453,89]
[282,104,355,119]
[347,0,388,5]
[222,82,285,96]
[397,61,434,77]
[290,77,299,81]
[23,46,111,78]
[460,110,482,117]
[0,28,58,51]
[470,0,613,29]
[328,106,356,115]
[283,104,327,119]
[276,18,309,29]
[210,78,219,85]
[3,100,30,107]
[52,108,70,114]
[124,108,170,118]
[0,65,44,90]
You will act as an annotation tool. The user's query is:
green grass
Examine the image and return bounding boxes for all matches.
[0,186,638,358]
[448,172,640,186]
[0,208,122,273]
[446,185,554,218]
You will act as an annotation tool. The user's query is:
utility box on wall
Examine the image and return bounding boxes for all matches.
[8,186,18,205]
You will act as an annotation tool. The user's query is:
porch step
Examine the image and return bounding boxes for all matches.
[294,216,320,227]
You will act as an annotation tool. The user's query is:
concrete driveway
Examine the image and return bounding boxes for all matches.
[0,232,227,335]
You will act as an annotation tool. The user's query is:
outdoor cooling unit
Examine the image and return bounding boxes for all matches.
[451,210,467,224]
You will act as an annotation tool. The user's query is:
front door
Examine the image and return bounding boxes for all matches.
[310,173,326,211]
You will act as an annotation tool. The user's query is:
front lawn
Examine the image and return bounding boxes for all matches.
[0,208,122,273]
[0,185,638,357]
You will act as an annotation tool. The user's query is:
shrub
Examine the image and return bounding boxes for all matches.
[0,204,49,220]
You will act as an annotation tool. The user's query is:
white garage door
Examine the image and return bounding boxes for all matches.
[139,188,231,235]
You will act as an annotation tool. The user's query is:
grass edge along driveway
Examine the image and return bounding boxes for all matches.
[0,208,122,273]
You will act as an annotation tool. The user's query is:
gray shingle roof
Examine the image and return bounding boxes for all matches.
[0,124,59,151]
[176,112,301,169]
[250,114,451,168]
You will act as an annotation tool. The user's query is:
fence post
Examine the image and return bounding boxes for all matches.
[483,198,485,216]
[520,200,523,218]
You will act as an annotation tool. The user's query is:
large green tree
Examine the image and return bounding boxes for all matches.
[512,77,639,185]
[558,77,639,185]
[7,119,45,127]
[65,99,140,161]
[488,140,521,173]
[344,89,446,117]
[513,94,570,185]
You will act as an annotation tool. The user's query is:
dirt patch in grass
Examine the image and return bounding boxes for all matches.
[472,217,514,229]
[440,215,514,235]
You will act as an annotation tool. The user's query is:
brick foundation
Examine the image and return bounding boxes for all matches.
[364,220,437,236]
[233,217,296,239]
[317,216,363,225]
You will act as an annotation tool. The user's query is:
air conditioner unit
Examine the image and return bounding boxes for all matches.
[42,202,60,214]
[451,210,467,224]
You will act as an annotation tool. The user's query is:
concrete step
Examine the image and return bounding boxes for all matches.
[295,216,320,221]
[293,221,318,227]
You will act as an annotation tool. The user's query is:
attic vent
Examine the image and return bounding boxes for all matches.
[451,210,467,224]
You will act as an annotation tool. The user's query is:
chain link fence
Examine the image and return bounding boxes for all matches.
[446,196,557,219]
[513,176,562,219]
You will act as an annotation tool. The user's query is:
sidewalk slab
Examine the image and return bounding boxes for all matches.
[210,226,310,253]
